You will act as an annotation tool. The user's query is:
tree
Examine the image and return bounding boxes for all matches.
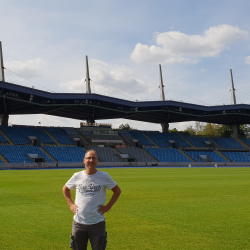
[169,128,179,133]
[118,123,133,130]
[184,125,196,135]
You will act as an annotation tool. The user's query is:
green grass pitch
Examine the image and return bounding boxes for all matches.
[0,167,250,250]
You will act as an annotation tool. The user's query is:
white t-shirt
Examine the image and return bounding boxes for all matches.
[65,170,117,225]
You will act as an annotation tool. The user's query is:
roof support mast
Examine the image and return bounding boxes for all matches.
[85,55,91,94]
[159,64,165,101]
[85,56,91,94]
[85,55,95,125]
[0,42,8,126]
[0,41,5,82]
[230,69,236,105]
[230,69,239,138]
[159,64,169,133]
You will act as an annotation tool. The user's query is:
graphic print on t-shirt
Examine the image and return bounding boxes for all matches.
[76,180,101,196]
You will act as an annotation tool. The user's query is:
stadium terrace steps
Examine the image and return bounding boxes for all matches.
[39,147,57,162]
[0,129,14,145]
[88,147,120,162]
[214,150,231,162]
[179,150,195,162]
[211,137,246,150]
[184,150,227,162]
[221,151,250,162]
[79,133,90,147]
[237,138,250,149]
[128,131,155,147]
[42,146,86,163]
[0,153,8,163]
[43,129,60,146]
[179,134,195,148]
[45,127,75,145]
[141,132,158,147]
[210,138,222,149]
[112,147,121,154]
[141,148,159,162]
[117,147,157,162]
[145,148,192,162]
[0,126,56,145]
[0,145,54,163]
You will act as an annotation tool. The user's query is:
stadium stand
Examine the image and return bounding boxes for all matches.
[180,132,213,148]
[211,137,245,149]
[0,145,54,163]
[45,127,74,145]
[42,146,86,163]
[0,132,8,143]
[1,122,250,166]
[240,138,250,148]
[184,150,227,162]
[84,134,121,141]
[129,130,155,146]
[143,131,191,148]
[221,151,250,162]
[117,147,157,162]
[88,147,120,162]
[0,126,55,145]
[118,131,136,146]
[145,148,192,162]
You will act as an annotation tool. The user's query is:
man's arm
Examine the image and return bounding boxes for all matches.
[98,185,121,215]
[62,185,78,214]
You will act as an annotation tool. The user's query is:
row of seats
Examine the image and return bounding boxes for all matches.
[0,126,55,145]
[0,145,54,163]
[180,132,212,148]
[42,146,86,163]
[212,137,245,149]
[221,151,250,162]
[144,131,191,148]
[129,131,154,146]
[117,147,156,162]
[84,134,121,141]
[1,125,249,151]
[184,150,227,162]
[45,127,74,145]
[1,144,250,163]
[0,133,8,143]
[88,147,120,162]
[145,148,192,162]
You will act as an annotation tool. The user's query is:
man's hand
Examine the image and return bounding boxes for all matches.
[97,205,111,215]
[97,185,121,215]
[69,204,78,215]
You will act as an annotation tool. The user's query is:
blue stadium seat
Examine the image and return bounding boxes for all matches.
[45,127,74,145]
[0,126,55,145]
[145,148,191,162]
[0,145,54,163]
[184,150,227,162]
[42,146,86,163]
[212,138,245,149]
[129,131,155,146]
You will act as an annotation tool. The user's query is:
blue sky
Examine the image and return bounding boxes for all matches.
[1,0,250,131]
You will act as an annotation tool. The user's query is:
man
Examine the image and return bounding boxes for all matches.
[63,150,121,250]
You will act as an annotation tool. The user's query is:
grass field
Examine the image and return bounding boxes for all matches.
[0,167,250,250]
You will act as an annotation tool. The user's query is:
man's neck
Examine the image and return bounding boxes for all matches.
[85,169,97,175]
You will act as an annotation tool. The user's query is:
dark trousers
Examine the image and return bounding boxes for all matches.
[70,220,107,250]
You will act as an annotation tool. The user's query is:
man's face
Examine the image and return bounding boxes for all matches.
[84,151,98,170]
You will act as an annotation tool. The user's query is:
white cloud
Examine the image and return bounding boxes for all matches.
[60,59,154,100]
[245,56,250,64]
[5,58,46,79]
[131,25,248,64]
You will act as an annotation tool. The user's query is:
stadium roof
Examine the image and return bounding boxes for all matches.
[1,80,250,125]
